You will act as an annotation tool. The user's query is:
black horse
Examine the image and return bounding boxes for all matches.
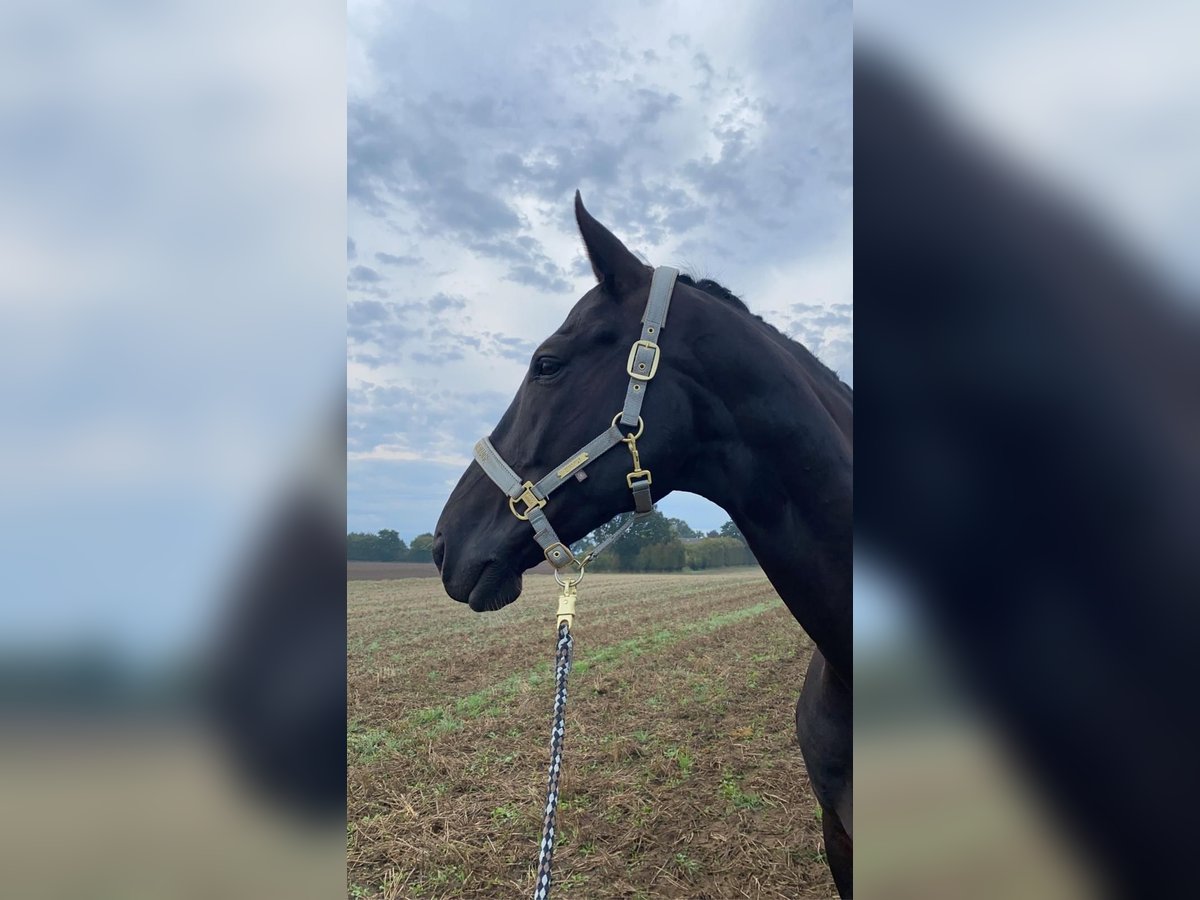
[855,52,1200,895]
[434,193,853,895]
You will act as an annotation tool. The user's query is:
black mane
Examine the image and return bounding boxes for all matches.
[677,273,850,391]
[677,273,751,313]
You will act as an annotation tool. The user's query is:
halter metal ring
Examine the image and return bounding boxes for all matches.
[555,566,585,587]
[611,413,644,441]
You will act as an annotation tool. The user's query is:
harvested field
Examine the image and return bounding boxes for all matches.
[349,562,441,580]
[348,568,834,899]
[349,561,555,580]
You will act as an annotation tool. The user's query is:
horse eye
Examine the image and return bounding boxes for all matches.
[535,357,562,378]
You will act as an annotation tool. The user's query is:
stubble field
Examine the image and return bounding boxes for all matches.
[347,568,834,898]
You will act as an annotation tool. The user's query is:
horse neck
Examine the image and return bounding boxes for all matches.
[674,304,853,677]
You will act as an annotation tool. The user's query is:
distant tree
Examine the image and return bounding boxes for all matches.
[585,510,683,571]
[625,511,673,567]
[706,529,720,539]
[636,539,686,571]
[347,530,408,561]
[636,511,675,545]
[667,517,698,540]
[408,532,436,563]
[684,536,756,570]
[346,532,376,560]
[590,515,634,569]
[720,520,747,544]
[376,529,405,562]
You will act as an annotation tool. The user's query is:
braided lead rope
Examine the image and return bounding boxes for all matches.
[533,620,574,900]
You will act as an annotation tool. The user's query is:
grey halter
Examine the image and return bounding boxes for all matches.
[472,266,679,570]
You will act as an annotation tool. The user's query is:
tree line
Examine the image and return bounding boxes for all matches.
[581,512,755,572]
[346,529,435,562]
[347,512,756,572]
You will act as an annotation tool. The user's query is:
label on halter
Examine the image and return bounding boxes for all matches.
[556,452,589,478]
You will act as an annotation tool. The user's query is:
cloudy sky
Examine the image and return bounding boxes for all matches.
[347,0,852,540]
[858,0,1200,298]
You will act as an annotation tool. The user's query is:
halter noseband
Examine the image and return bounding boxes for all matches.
[472,266,679,570]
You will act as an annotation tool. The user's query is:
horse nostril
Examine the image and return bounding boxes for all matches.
[432,533,446,571]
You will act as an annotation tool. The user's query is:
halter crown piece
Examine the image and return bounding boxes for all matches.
[472,266,680,570]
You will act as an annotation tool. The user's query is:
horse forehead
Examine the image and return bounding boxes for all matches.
[554,295,617,340]
[561,281,649,334]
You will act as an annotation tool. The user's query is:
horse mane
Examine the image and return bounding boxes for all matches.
[677,273,851,392]
[676,274,751,313]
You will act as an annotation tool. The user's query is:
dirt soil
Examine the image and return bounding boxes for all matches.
[348,569,834,898]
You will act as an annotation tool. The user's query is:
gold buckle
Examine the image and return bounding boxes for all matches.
[626,469,652,488]
[507,481,546,521]
[626,340,660,381]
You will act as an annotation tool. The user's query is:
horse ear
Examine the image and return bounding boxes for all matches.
[574,190,650,295]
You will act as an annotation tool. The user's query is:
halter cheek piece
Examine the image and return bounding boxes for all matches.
[472,266,679,570]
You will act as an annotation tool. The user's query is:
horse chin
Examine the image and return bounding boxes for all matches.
[466,561,523,612]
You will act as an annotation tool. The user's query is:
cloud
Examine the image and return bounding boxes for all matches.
[634,88,681,125]
[347,0,852,533]
[346,290,536,377]
[348,98,523,238]
[429,293,466,312]
[347,298,389,326]
[347,445,470,466]
[504,263,571,294]
[347,380,515,536]
[781,302,854,383]
[349,264,381,283]
[375,251,421,266]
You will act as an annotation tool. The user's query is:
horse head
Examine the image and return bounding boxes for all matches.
[434,193,698,611]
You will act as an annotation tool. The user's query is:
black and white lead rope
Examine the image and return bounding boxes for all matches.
[473,267,678,897]
[532,620,574,900]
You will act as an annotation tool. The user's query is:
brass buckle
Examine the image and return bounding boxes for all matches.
[626,340,660,381]
[508,481,546,521]
[626,469,652,488]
